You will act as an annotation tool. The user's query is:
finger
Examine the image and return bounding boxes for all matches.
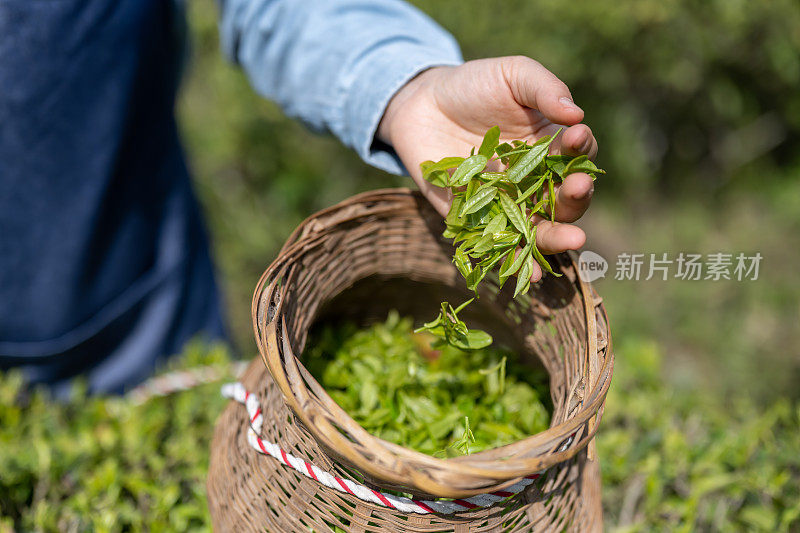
[553,173,594,223]
[530,261,543,283]
[534,220,586,254]
[503,56,585,126]
[560,124,598,160]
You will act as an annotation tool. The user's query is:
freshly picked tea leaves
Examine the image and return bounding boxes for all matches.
[413,299,493,350]
[420,126,604,349]
[423,126,604,296]
[304,312,551,457]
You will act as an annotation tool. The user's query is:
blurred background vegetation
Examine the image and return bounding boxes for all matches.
[2,0,798,530]
[182,0,800,403]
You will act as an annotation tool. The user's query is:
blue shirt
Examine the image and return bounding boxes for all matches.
[0,0,461,394]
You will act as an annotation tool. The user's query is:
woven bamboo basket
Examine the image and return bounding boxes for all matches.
[208,188,613,532]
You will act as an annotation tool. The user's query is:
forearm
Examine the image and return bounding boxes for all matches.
[217,0,463,174]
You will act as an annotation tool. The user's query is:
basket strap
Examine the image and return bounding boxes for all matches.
[126,362,249,405]
[221,382,565,515]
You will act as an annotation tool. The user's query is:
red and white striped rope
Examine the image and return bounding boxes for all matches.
[127,361,248,405]
[222,382,573,515]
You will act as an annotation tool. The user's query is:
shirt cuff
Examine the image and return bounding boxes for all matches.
[341,43,463,176]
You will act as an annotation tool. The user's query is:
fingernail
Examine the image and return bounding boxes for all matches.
[578,184,594,200]
[559,97,580,111]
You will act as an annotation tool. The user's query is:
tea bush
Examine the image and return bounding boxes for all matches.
[599,338,800,531]
[0,343,232,532]
[1,339,797,531]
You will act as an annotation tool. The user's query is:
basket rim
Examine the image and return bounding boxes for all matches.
[250,188,614,497]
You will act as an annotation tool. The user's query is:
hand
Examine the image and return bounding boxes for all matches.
[378,56,598,282]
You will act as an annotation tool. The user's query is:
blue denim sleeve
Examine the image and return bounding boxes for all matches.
[217,0,463,174]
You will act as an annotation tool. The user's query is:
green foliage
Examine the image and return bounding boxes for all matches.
[1,338,797,531]
[304,312,550,457]
[0,342,235,532]
[599,338,800,531]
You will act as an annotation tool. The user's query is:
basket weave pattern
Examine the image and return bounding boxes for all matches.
[208,189,613,532]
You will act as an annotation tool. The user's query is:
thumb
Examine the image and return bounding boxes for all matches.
[502,56,584,126]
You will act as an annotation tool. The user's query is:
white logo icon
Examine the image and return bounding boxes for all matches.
[578,250,608,282]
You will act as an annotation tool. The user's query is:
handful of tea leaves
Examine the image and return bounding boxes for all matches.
[422,126,604,295]
[419,127,604,349]
[304,312,551,457]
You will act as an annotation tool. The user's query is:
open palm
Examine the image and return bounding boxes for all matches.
[379,56,599,281]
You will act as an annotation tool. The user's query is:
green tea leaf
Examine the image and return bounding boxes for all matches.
[460,231,484,250]
[466,265,486,291]
[478,126,501,158]
[495,142,515,165]
[453,247,473,279]
[359,381,379,411]
[499,243,531,281]
[563,154,605,177]
[451,319,469,337]
[514,256,532,297]
[547,172,556,222]
[544,155,571,177]
[460,186,497,216]
[494,147,530,162]
[530,227,561,277]
[449,329,493,350]
[471,233,495,255]
[464,177,479,200]
[492,232,521,250]
[443,225,459,239]
[478,172,506,182]
[483,212,507,236]
[506,130,560,183]
[516,174,547,204]
[453,298,474,314]
[498,249,515,286]
[530,198,547,217]
[479,356,507,397]
[421,157,465,186]
[451,154,488,187]
[452,229,474,245]
[446,195,465,226]
[474,199,499,225]
[480,249,510,271]
[546,154,605,178]
[498,190,529,238]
